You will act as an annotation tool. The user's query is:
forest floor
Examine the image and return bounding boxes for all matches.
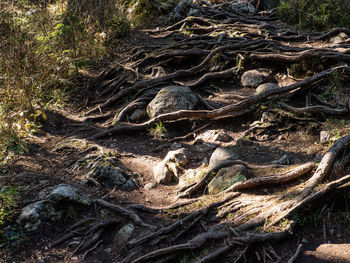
[2,2,350,263]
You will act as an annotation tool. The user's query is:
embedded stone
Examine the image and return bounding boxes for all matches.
[209,147,238,168]
[47,184,91,206]
[17,201,58,231]
[208,165,247,194]
[147,86,198,119]
[154,161,174,184]
[241,70,269,88]
[255,83,279,95]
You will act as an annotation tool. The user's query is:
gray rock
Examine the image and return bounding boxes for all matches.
[123,178,137,189]
[171,0,193,20]
[195,142,216,153]
[153,148,189,185]
[170,142,182,151]
[261,111,276,123]
[76,155,137,189]
[88,164,125,187]
[213,132,232,142]
[188,8,202,17]
[231,2,256,15]
[178,168,206,188]
[178,169,197,188]
[154,161,174,184]
[330,33,348,44]
[255,83,279,95]
[117,223,135,244]
[209,147,238,168]
[17,201,58,231]
[164,148,189,167]
[208,164,247,194]
[241,70,268,88]
[144,182,157,190]
[320,130,331,144]
[200,130,216,141]
[47,184,91,206]
[272,154,291,165]
[200,130,232,142]
[147,86,198,119]
[130,109,147,122]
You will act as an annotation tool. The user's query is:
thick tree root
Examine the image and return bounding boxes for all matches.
[61,4,350,262]
[88,65,350,140]
[95,199,157,230]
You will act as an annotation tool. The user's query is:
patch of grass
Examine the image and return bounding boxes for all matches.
[0,1,133,161]
[288,58,325,78]
[0,185,22,243]
[323,118,350,142]
[278,0,350,31]
[149,121,167,138]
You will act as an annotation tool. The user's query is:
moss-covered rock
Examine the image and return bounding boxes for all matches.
[208,165,248,194]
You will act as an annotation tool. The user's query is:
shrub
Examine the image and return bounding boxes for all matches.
[278,0,350,31]
[0,1,107,161]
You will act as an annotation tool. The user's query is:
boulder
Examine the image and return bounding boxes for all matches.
[330,33,348,44]
[208,164,247,194]
[213,132,232,142]
[209,147,238,168]
[17,201,59,231]
[18,185,92,231]
[199,130,232,143]
[153,148,189,185]
[231,2,256,15]
[130,109,147,122]
[154,161,174,184]
[320,130,332,144]
[261,111,277,123]
[164,148,189,166]
[171,0,195,20]
[255,83,279,95]
[195,142,216,153]
[76,155,137,190]
[117,223,135,244]
[241,70,269,88]
[46,184,91,206]
[178,168,199,188]
[144,182,158,190]
[147,86,198,119]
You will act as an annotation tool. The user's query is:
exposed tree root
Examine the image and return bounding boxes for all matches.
[287,244,303,263]
[120,134,349,262]
[223,161,316,193]
[177,159,290,198]
[94,199,157,230]
[88,65,350,139]
[50,4,350,262]
[278,102,349,116]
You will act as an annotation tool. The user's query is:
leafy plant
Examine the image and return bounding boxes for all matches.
[278,0,350,30]
[149,121,167,137]
[0,0,131,161]
[0,186,21,228]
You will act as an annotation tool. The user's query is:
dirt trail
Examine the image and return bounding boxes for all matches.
[3,2,350,263]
